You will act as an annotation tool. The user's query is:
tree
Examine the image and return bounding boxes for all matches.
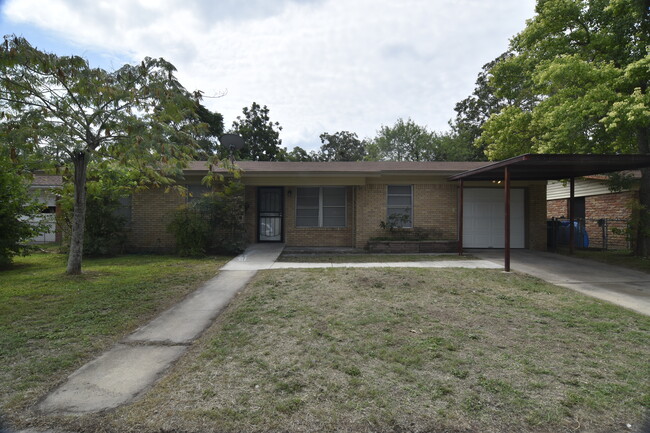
[195,103,224,159]
[451,53,513,161]
[0,36,203,274]
[287,146,318,161]
[0,155,45,267]
[368,118,436,161]
[429,131,482,161]
[231,102,285,161]
[57,162,138,256]
[475,0,650,255]
[317,131,367,161]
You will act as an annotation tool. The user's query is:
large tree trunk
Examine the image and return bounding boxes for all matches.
[66,151,89,274]
[635,126,650,257]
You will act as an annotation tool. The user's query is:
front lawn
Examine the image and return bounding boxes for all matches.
[0,252,230,418]
[109,268,649,433]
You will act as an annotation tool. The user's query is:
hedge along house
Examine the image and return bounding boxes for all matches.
[125,160,549,253]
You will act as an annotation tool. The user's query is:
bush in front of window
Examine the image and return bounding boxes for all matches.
[167,203,211,257]
[168,181,247,256]
[379,212,411,232]
[375,215,443,242]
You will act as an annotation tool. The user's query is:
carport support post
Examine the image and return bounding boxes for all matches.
[504,166,511,272]
[569,177,575,255]
[458,179,464,255]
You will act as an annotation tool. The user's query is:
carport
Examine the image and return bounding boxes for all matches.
[449,154,650,271]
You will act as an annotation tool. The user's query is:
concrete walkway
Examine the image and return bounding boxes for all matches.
[268,260,501,269]
[471,249,650,316]
[222,244,501,271]
[36,249,281,414]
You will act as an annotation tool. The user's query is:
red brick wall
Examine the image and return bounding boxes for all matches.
[586,192,635,250]
[548,191,635,250]
[547,199,568,219]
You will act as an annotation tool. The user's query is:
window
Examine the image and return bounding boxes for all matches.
[387,185,412,228]
[186,184,211,202]
[114,196,132,227]
[296,187,346,227]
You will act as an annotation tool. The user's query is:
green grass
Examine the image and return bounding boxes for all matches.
[109,268,650,433]
[278,253,475,263]
[565,248,650,273]
[0,251,230,415]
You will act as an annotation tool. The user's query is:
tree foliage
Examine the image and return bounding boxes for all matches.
[451,54,512,161]
[367,118,435,161]
[57,163,137,256]
[474,0,650,254]
[167,180,247,256]
[230,102,284,161]
[194,103,224,159]
[0,156,45,267]
[367,118,470,161]
[0,36,203,273]
[318,131,367,161]
[286,146,318,161]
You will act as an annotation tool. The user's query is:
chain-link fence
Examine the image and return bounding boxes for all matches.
[547,217,630,251]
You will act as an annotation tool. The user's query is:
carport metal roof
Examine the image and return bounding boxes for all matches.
[450,154,650,272]
[448,153,650,181]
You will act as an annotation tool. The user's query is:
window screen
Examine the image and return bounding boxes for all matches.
[296,187,320,227]
[387,185,412,228]
[296,187,346,227]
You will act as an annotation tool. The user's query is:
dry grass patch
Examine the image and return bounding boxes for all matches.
[98,268,650,433]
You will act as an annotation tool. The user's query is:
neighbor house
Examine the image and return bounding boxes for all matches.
[547,173,639,250]
[28,174,62,244]
[125,161,548,253]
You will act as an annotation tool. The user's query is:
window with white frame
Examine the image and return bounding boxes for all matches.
[296,187,346,227]
[386,185,412,228]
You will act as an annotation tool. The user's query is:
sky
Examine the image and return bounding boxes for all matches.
[0,0,537,152]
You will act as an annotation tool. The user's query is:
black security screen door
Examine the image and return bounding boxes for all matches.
[258,187,283,242]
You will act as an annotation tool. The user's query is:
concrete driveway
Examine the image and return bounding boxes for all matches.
[471,249,650,316]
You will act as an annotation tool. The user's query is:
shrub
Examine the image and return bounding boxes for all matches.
[167,204,211,257]
[0,165,46,267]
[168,181,246,256]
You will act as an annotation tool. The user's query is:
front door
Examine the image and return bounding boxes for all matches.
[258,187,283,242]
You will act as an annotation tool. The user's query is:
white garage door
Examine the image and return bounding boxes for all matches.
[463,188,525,248]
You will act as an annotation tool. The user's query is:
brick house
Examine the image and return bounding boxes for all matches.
[547,173,639,249]
[126,161,548,253]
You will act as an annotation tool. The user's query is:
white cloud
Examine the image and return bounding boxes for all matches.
[3,0,536,151]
